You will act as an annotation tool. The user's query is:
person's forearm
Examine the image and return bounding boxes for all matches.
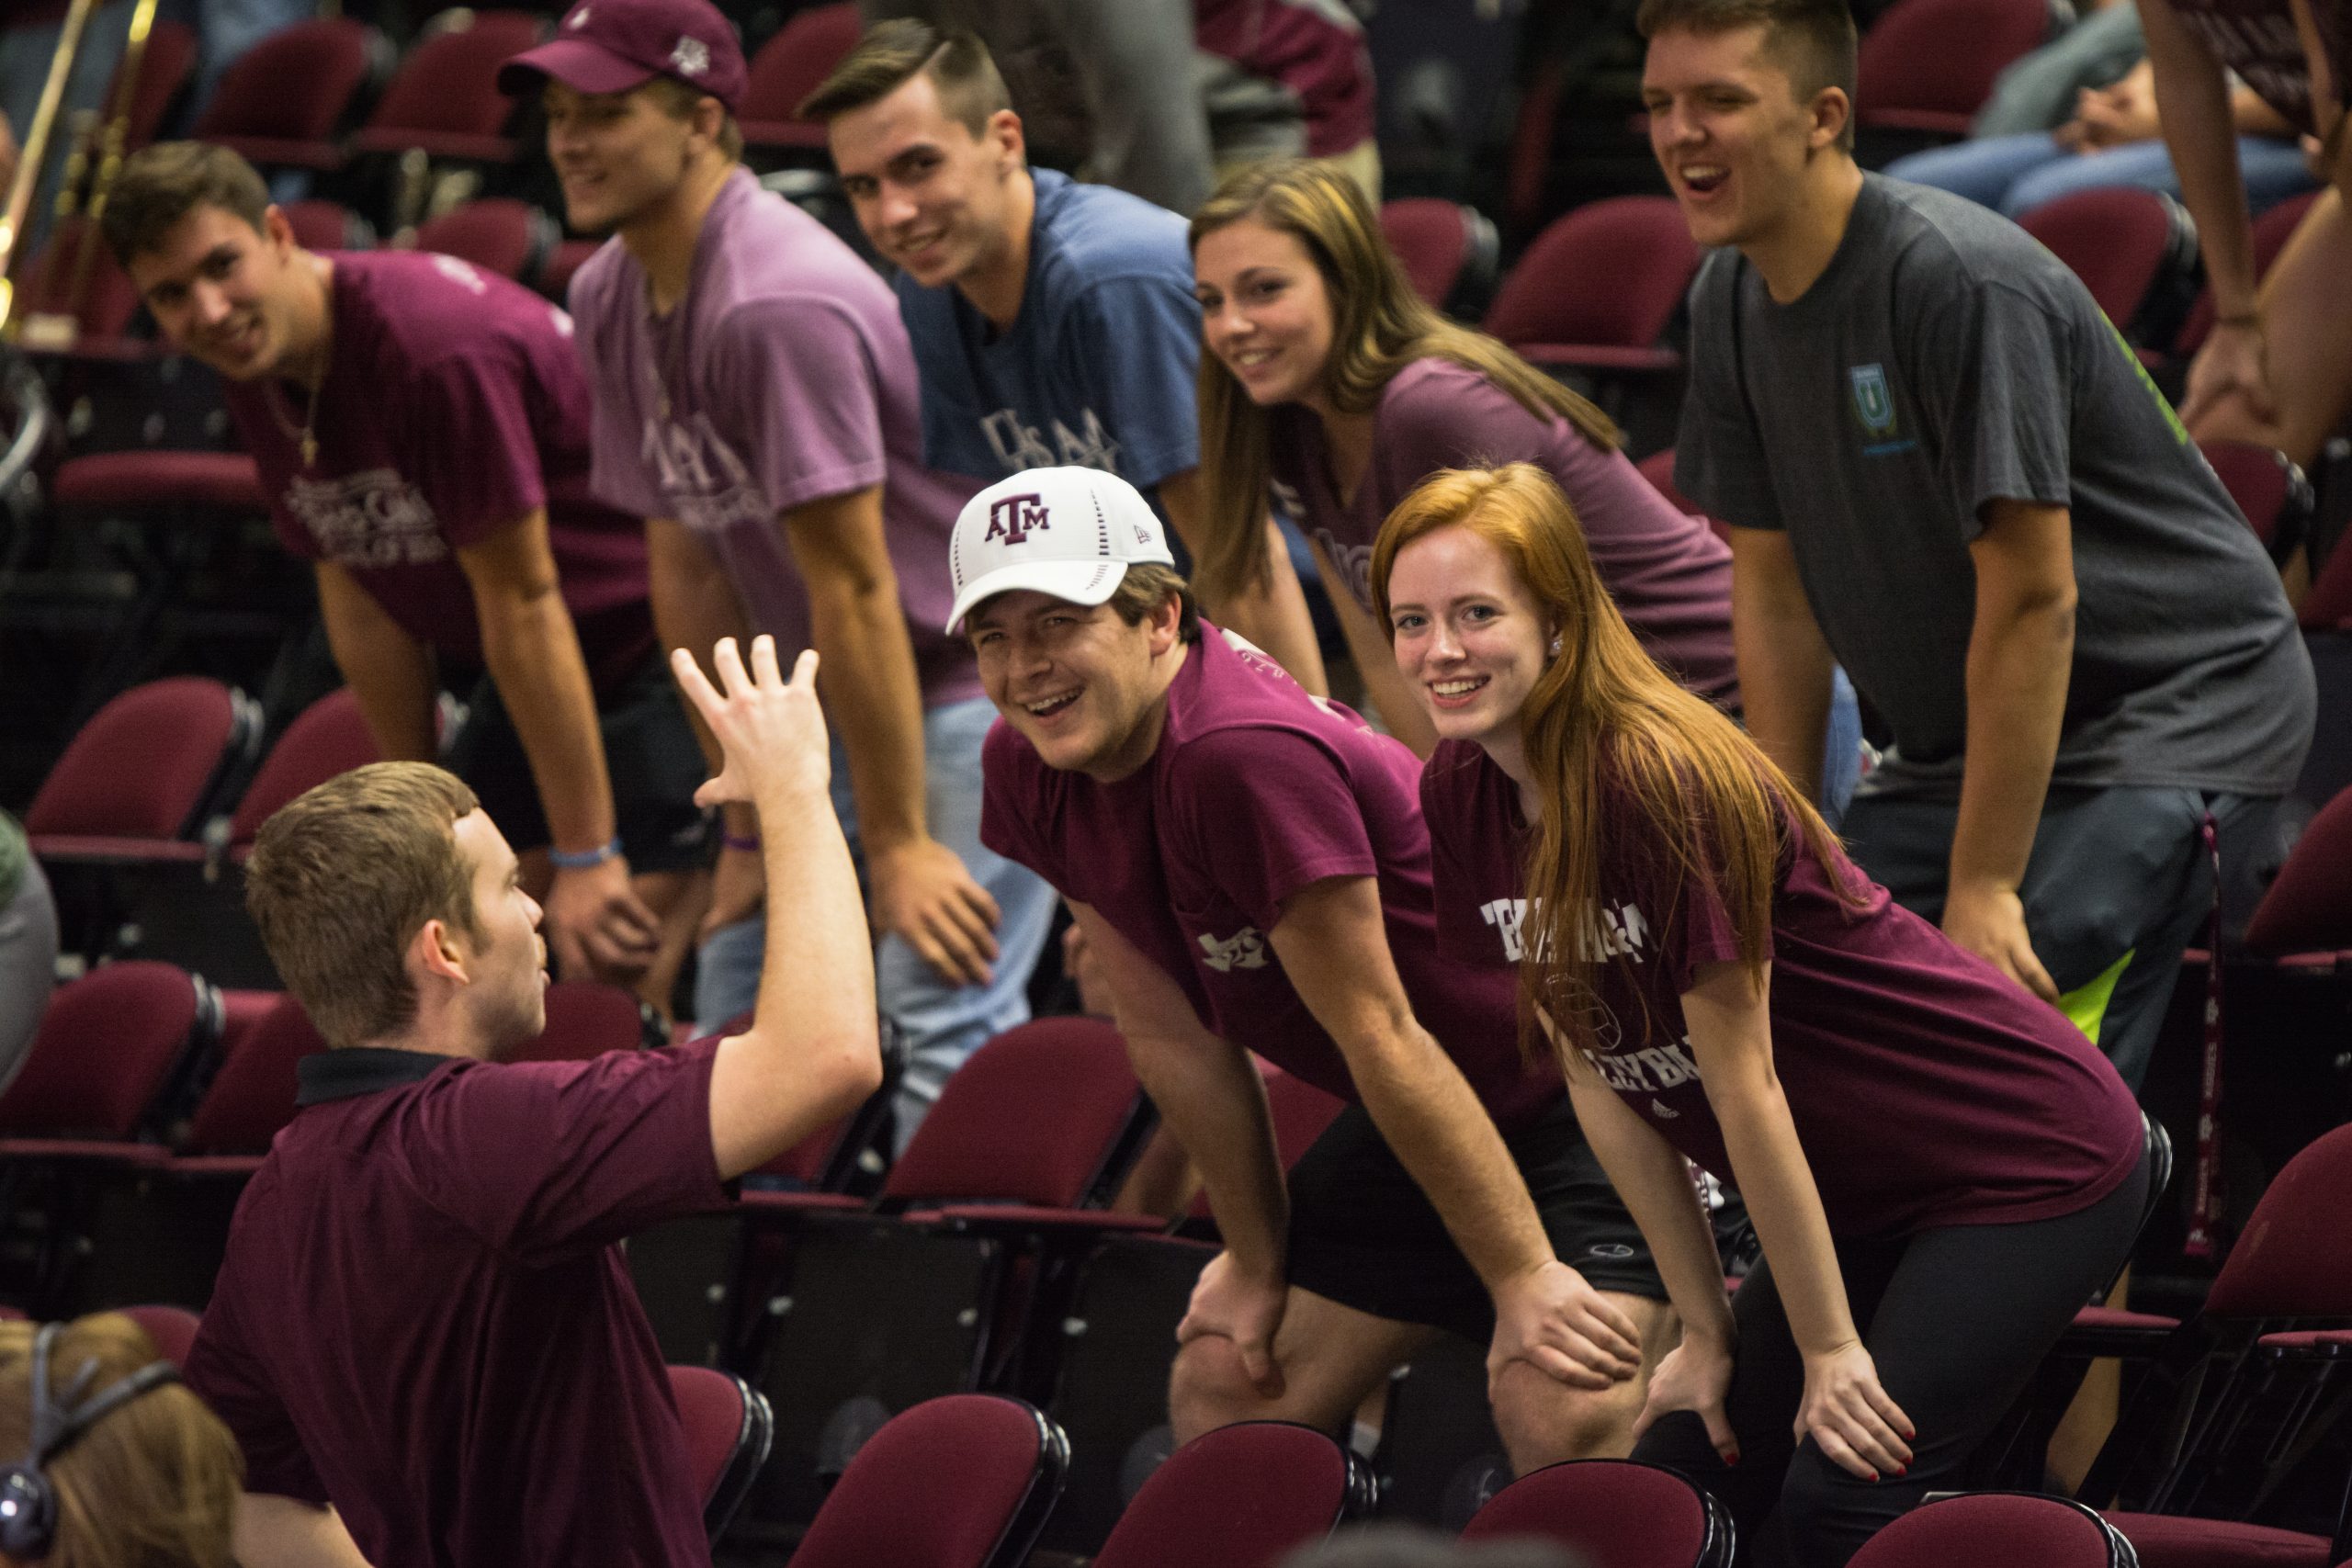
[1703,1065,1860,1359]
[1563,1069,1736,1345]
[2144,0,2263,313]
[318,574,437,762]
[807,559,929,852]
[1315,542,1438,758]
[1126,1029,1290,1278]
[647,520,759,840]
[1949,592,2073,901]
[477,587,617,854]
[233,1495,375,1568]
[1728,533,1835,802]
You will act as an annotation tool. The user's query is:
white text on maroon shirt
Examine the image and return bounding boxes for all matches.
[287,469,446,567]
[1478,897,1650,964]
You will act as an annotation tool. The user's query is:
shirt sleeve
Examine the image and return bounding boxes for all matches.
[714,297,893,516]
[1673,255,1784,532]
[1906,279,2076,542]
[978,720,1066,886]
[1062,276,1204,490]
[409,1039,729,1267]
[1165,727,1380,933]
[395,344,552,547]
[186,1288,329,1505]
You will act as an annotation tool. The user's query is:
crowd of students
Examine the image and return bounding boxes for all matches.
[3,0,2341,1562]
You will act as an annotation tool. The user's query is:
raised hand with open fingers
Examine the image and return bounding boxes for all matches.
[670,637,831,815]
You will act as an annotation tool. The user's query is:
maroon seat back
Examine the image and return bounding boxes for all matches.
[666,1364,770,1536]
[356,9,542,156]
[2204,1124,2352,1317]
[229,689,382,847]
[280,198,374,252]
[28,677,241,840]
[2201,440,2309,548]
[17,216,147,341]
[2301,533,2352,633]
[1848,1493,2123,1567]
[1381,198,1472,310]
[509,982,647,1065]
[882,1017,1144,1207]
[120,1303,202,1371]
[112,18,198,150]
[192,18,379,168]
[2244,786,2352,956]
[182,992,327,1155]
[1485,197,1699,354]
[1856,0,2051,134]
[739,3,862,149]
[0,964,201,1140]
[412,198,553,283]
[788,1394,1067,1568]
[2177,191,2322,355]
[1093,1422,1364,1568]
[2018,187,2175,331]
[537,236,600,302]
[1462,1459,1731,1567]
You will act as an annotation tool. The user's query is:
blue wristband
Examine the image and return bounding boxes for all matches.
[548,837,623,870]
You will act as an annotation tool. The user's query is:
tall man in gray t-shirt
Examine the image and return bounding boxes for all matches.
[1640,0,2313,1091]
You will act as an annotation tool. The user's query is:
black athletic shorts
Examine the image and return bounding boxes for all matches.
[443,651,711,874]
[1283,1098,1671,1345]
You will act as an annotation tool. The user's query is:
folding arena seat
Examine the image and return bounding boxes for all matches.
[1461,1458,1736,1568]
[280,198,378,252]
[2018,187,2197,347]
[2243,785,2352,961]
[190,17,390,173]
[351,9,544,165]
[785,1394,1067,1568]
[537,237,601,303]
[2204,440,2317,558]
[508,981,660,1064]
[737,1017,1156,1538]
[1091,1421,1376,1568]
[1484,197,1699,380]
[119,1303,201,1371]
[0,964,209,1150]
[13,217,149,347]
[1847,1493,2134,1568]
[410,197,558,284]
[737,4,862,156]
[2176,192,2324,358]
[666,1364,774,1541]
[107,18,198,153]
[1853,0,2052,144]
[1380,198,1500,318]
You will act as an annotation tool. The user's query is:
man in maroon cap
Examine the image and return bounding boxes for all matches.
[500,0,1055,1146]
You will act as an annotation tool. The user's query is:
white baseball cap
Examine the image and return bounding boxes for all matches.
[944,467,1176,634]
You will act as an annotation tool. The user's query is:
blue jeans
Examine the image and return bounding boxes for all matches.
[694,696,1057,1152]
[1821,667,1864,829]
[1886,132,2317,220]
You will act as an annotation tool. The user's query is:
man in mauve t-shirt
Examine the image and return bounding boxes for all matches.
[501,0,1055,1143]
[956,464,1684,1475]
[188,635,878,1568]
[103,141,710,1014]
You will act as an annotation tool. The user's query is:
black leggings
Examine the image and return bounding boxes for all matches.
[1631,1148,2150,1568]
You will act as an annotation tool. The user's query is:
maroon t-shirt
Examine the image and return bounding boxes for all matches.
[982,625,1561,1131]
[2168,0,2349,133]
[226,250,655,691]
[187,1041,729,1568]
[1271,358,1739,710]
[1420,740,2143,1236]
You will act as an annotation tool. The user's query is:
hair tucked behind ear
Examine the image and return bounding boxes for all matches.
[1189,158,1619,611]
[1370,463,1858,1061]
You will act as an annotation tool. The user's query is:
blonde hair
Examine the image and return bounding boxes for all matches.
[1370,464,1855,1059]
[1189,158,1619,609]
[0,1314,243,1568]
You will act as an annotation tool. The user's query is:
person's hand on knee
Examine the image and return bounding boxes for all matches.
[1177,1250,1289,1400]
[1487,1261,1644,1394]
[1795,1339,1915,1482]
[1634,1329,1740,1466]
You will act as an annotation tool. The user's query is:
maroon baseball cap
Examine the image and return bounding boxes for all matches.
[498,0,747,112]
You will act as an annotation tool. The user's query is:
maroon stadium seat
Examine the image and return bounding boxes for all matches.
[1849,1493,2131,1567]
[665,1364,773,1540]
[120,1303,201,1370]
[1855,0,2052,138]
[178,991,327,1157]
[739,3,862,153]
[1636,446,1733,545]
[508,982,651,1064]
[1462,1458,1735,1566]
[2244,785,2352,958]
[14,216,148,344]
[786,1394,1067,1568]
[110,18,198,151]
[1379,198,1499,315]
[352,9,544,164]
[537,236,601,303]
[280,198,376,252]
[191,17,384,172]
[2018,186,2188,337]
[1091,1422,1372,1568]
[0,964,204,1146]
[227,689,384,851]
[26,677,248,850]
[49,449,266,515]
[411,197,557,284]
[2201,440,2314,552]
[2176,191,2323,356]
[1484,197,1700,377]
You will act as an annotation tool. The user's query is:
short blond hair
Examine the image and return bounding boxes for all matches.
[245,762,482,1047]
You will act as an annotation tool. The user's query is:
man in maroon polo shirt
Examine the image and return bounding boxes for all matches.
[187,637,876,1568]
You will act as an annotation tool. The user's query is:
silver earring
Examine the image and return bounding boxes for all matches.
[1549,636,1563,657]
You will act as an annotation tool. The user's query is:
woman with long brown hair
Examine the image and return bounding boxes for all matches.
[1371,464,2149,1567]
[1188,157,1740,761]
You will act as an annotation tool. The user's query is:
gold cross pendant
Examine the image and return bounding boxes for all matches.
[301,433,318,468]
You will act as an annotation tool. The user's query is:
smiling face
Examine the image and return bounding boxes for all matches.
[1642,21,1840,253]
[541,79,701,235]
[450,809,548,1053]
[968,588,1179,782]
[1385,525,1554,759]
[829,71,1023,292]
[124,203,311,382]
[1193,217,1339,412]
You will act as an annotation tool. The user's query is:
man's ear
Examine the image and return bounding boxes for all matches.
[261,202,300,255]
[410,917,470,988]
[1145,592,1184,656]
[692,93,727,152]
[987,107,1026,171]
[1809,85,1852,152]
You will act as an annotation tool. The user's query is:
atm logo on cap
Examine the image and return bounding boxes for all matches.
[985,493,1050,546]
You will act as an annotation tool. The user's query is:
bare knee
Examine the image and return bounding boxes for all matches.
[1169,1336,1283,1446]
[1490,1357,1647,1472]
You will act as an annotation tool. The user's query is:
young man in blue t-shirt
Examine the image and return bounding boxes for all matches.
[803,20,1326,691]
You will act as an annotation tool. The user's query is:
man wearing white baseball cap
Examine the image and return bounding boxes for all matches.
[959,466,1679,1472]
